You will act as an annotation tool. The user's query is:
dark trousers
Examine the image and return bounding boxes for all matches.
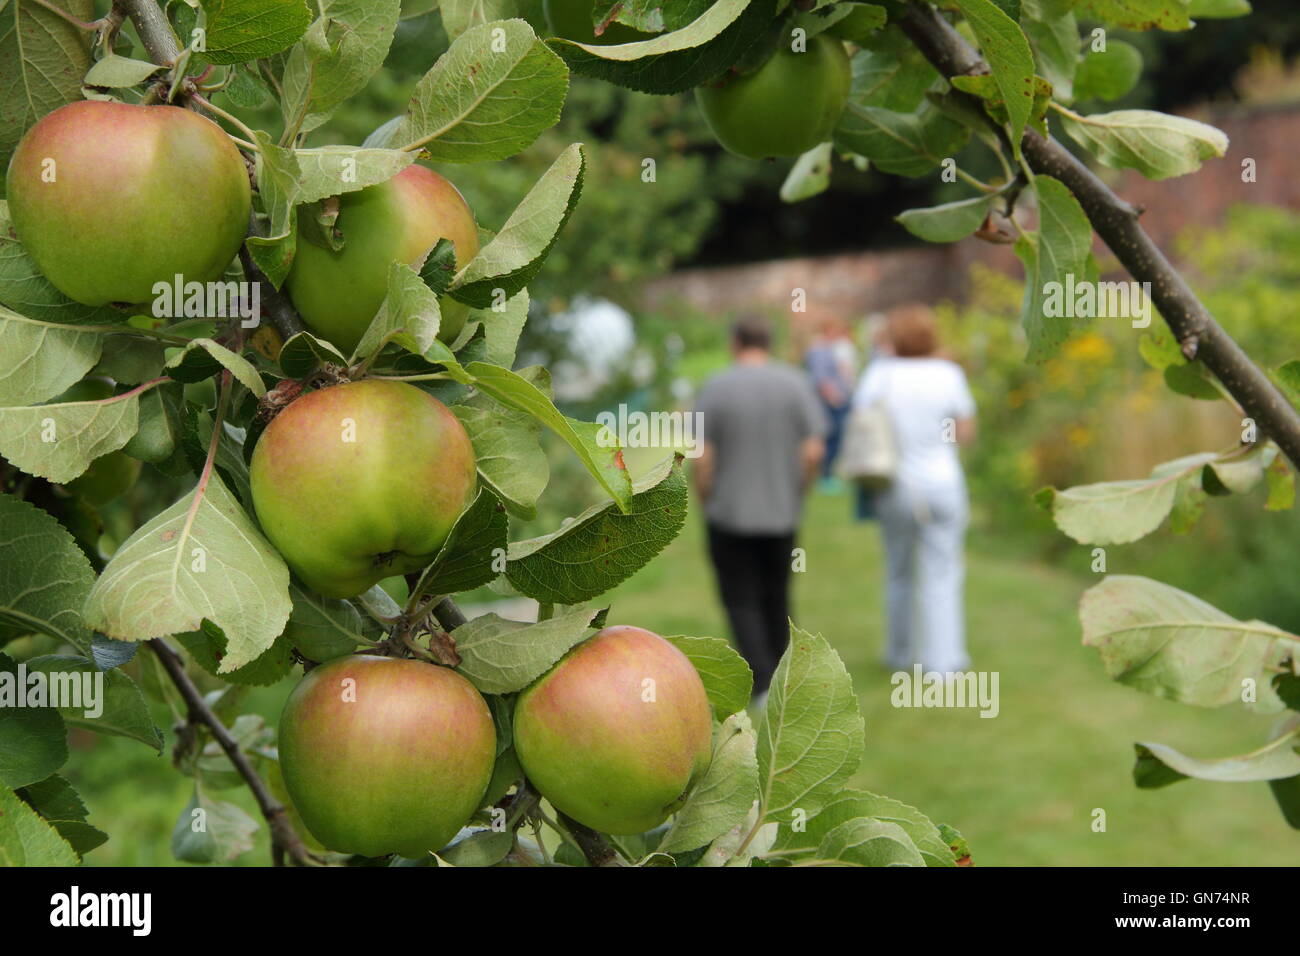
[821,402,850,478]
[706,524,795,696]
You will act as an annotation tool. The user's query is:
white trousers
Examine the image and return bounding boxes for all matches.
[877,479,970,672]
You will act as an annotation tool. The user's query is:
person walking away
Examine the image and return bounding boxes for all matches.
[694,316,827,703]
[852,305,975,673]
[804,314,857,488]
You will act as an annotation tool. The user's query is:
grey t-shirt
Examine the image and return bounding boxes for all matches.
[695,360,828,535]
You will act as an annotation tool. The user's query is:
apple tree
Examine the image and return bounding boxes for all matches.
[0,0,969,866]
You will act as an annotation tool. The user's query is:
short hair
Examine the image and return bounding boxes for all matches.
[732,314,772,351]
[887,304,938,357]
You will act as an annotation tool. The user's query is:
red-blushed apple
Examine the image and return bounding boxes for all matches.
[278,654,496,857]
[695,33,851,160]
[513,625,713,834]
[284,165,480,355]
[6,100,251,306]
[248,379,477,599]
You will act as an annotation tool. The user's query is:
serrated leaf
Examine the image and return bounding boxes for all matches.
[833,101,970,178]
[84,473,291,672]
[0,784,79,865]
[25,654,163,751]
[1021,3,1077,102]
[283,584,369,662]
[659,711,759,855]
[0,654,68,790]
[954,0,1036,154]
[410,486,508,598]
[1080,575,1296,709]
[383,19,568,162]
[756,625,864,824]
[0,387,141,484]
[0,494,95,652]
[177,623,295,687]
[1133,727,1300,788]
[164,338,266,397]
[1059,109,1228,180]
[0,0,93,172]
[453,606,602,694]
[663,634,753,720]
[1014,175,1092,361]
[171,781,258,863]
[505,453,683,603]
[452,384,548,520]
[770,788,957,866]
[452,144,584,308]
[202,0,313,65]
[816,817,925,866]
[0,307,105,406]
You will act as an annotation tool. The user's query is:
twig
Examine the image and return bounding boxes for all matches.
[238,221,306,342]
[147,639,321,866]
[899,1,1300,470]
[556,812,624,867]
[117,0,182,66]
[431,596,469,632]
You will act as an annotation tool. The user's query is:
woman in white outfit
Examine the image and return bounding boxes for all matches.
[852,305,976,673]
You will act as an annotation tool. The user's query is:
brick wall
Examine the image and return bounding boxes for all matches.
[640,103,1300,337]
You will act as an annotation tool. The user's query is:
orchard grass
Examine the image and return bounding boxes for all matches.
[67,489,1291,867]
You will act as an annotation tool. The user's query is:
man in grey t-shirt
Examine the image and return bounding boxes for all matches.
[693,316,827,699]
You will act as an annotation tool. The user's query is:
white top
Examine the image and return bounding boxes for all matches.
[853,357,975,490]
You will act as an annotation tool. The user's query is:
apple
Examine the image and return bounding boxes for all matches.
[6,100,250,307]
[52,379,141,506]
[695,32,852,160]
[278,655,496,857]
[513,625,713,834]
[284,165,480,355]
[544,0,653,44]
[249,379,477,599]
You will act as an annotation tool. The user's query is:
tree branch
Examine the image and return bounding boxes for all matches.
[148,638,321,866]
[557,812,625,867]
[117,0,182,66]
[899,1,1300,470]
[238,227,307,342]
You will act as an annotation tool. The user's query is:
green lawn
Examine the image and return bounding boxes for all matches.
[69,486,1297,866]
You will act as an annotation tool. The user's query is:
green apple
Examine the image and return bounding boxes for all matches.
[695,32,852,159]
[284,165,480,355]
[514,625,713,834]
[6,100,250,306]
[544,0,653,44]
[249,379,478,599]
[278,655,496,857]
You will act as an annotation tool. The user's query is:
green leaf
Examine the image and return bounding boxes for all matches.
[439,827,514,866]
[663,635,753,720]
[505,453,685,603]
[0,0,93,172]
[1080,575,1295,709]
[1014,175,1092,361]
[0,386,141,484]
[164,338,266,397]
[452,144,585,309]
[453,606,603,695]
[0,494,95,652]
[1133,728,1300,787]
[467,361,632,512]
[282,584,369,662]
[896,193,996,243]
[756,625,864,824]
[954,0,1036,154]
[24,654,163,751]
[552,0,779,95]
[0,307,106,406]
[1020,3,1078,102]
[84,54,162,88]
[816,817,925,866]
[833,101,971,178]
[0,784,79,865]
[1073,39,1142,101]
[84,473,292,673]
[0,654,68,790]
[382,19,569,162]
[1269,774,1300,829]
[17,774,107,857]
[1077,0,1189,30]
[171,781,259,863]
[202,0,313,64]
[177,623,295,687]
[1187,0,1251,17]
[280,0,401,135]
[659,711,759,856]
[770,788,957,866]
[452,378,549,521]
[1059,109,1228,180]
[410,486,508,598]
[780,143,834,204]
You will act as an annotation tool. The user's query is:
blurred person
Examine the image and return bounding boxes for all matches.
[804,313,858,488]
[693,315,828,702]
[852,304,975,672]
[853,312,893,522]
